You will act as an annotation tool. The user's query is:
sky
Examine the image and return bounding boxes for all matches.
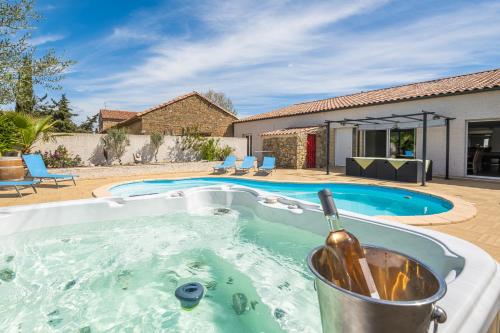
[32,0,500,122]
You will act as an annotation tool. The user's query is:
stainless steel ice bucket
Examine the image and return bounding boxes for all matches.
[308,245,447,333]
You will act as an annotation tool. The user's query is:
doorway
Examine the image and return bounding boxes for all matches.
[306,134,316,168]
[467,120,500,177]
[243,134,253,156]
[364,130,387,157]
[334,128,353,166]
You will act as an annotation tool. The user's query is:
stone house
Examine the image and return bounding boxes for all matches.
[261,126,326,169]
[107,92,238,136]
[98,109,136,132]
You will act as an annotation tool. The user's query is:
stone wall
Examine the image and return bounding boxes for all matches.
[262,127,326,169]
[262,136,299,168]
[120,95,236,137]
[100,119,123,132]
[35,133,246,166]
[315,127,326,168]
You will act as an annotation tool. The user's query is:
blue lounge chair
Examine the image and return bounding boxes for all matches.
[0,180,40,197]
[258,156,276,174]
[235,156,256,174]
[22,154,77,187]
[213,155,237,173]
[403,150,414,158]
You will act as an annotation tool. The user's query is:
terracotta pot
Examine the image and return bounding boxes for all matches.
[0,156,25,180]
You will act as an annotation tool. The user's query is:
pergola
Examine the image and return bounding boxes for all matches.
[324,111,455,185]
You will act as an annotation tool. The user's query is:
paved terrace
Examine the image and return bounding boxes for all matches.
[0,165,499,261]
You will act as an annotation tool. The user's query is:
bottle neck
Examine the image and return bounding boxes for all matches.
[325,214,343,231]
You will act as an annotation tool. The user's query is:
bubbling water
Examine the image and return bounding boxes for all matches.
[0,205,322,332]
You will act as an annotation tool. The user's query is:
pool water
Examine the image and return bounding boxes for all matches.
[110,177,453,216]
[0,205,322,332]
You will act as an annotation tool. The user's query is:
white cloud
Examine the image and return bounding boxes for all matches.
[31,34,65,46]
[68,0,500,121]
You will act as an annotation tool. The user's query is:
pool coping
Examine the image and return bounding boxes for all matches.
[92,176,477,226]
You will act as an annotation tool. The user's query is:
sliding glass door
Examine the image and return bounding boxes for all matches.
[467,120,500,177]
[390,129,415,158]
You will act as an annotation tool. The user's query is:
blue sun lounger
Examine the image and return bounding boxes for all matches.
[258,156,276,174]
[235,156,256,174]
[0,180,40,197]
[213,155,237,173]
[22,154,77,187]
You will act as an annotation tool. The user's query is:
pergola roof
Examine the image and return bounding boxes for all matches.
[325,110,454,129]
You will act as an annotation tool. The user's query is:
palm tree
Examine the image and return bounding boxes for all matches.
[7,113,60,153]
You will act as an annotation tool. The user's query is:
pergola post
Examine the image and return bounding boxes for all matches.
[421,112,428,186]
[445,118,450,179]
[325,121,330,175]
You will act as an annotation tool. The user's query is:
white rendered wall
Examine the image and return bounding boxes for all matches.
[234,91,500,177]
[34,134,247,166]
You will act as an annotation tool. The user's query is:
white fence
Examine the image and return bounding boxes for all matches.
[35,133,247,166]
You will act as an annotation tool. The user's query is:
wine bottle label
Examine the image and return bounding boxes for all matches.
[358,258,380,299]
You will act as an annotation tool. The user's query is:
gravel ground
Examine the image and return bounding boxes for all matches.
[50,161,220,179]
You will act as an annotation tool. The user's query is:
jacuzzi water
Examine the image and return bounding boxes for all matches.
[109,177,452,216]
[0,205,322,332]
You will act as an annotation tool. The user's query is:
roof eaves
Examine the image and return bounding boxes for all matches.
[236,85,500,124]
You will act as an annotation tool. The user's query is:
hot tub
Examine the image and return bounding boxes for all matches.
[0,185,498,332]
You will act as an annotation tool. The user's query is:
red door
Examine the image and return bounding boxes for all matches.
[306,134,316,168]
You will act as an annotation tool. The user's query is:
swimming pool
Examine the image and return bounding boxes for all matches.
[109,177,453,216]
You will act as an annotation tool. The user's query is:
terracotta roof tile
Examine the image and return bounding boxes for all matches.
[261,126,322,136]
[238,69,500,123]
[99,109,136,120]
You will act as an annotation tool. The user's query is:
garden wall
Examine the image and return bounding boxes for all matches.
[35,133,247,166]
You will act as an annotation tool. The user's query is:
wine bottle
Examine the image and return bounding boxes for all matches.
[316,189,380,298]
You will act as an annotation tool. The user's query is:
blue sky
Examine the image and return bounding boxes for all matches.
[33,0,500,122]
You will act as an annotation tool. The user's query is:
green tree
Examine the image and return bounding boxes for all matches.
[49,94,77,132]
[150,132,164,162]
[202,89,237,115]
[14,55,36,114]
[78,113,98,133]
[1,0,74,107]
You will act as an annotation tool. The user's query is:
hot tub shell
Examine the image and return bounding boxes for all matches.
[0,185,498,332]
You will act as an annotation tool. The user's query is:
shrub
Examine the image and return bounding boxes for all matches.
[0,113,20,154]
[176,127,234,162]
[101,128,130,165]
[218,145,234,160]
[199,138,234,161]
[150,132,164,162]
[40,145,83,168]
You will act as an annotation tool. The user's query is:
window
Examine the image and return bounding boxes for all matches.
[390,128,415,158]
